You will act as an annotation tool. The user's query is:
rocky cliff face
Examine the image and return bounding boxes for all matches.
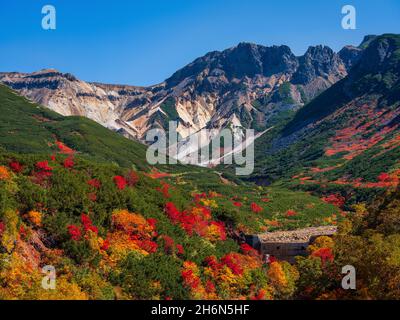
[0,41,362,155]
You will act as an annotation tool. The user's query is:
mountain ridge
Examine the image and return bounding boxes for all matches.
[0,40,362,148]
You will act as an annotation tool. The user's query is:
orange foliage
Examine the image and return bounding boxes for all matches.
[0,165,11,181]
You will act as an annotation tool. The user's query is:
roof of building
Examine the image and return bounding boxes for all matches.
[258,226,337,243]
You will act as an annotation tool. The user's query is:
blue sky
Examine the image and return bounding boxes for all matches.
[0,0,399,86]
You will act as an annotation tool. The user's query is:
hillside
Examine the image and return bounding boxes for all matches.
[0,84,149,169]
[0,135,339,300]
[237,34,400,204]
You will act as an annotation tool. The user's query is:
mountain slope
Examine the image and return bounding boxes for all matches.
[0,84,149,169]
[244,34,400,201]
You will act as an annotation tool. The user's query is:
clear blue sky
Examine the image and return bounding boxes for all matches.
[0,0,399,86]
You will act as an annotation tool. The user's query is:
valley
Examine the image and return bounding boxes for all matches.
[0,33,399,300]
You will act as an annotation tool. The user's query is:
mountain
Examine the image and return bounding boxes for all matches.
[0,42,357,155]
[244,34,400,202]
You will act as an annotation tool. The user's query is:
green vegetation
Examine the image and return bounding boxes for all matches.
[0,84,149,170]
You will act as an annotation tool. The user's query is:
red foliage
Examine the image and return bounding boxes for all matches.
[322,194,345,208]
[55,141,75,155]
[81,214,98,234]
[162,235,175,254]
[220,253,243,275]
[204,256,220,269]
[113,175,127,190]
[165,202,180,221]
[68,225,82,241]
[19,226,27,239]
[251,289,267,300]
[100,239,110,251]
[240,243,255,253]
[233,201,242,207]
[205,280,215,293]
[165,203,226,240]
[0,221,5,236]
[63,156,74,169]
[176,244,184,255]
[87,178,101,189]
[156,181,171,198]
[311,247,334,264]
[251,203,263,213]
[139,240,158,253]
[36,161,53,172]
[194,193,207,203]
[378,172,391,183]
[9,161,23,173]
[146,218,157,229]
[286,210,298,217]
[33,160,53,184]
[126,170,139,186]
[147,169,171,179]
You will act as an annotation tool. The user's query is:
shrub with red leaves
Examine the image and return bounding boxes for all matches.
[68,225,82,241]
[157,181,171,198]
[311,247,334,264]
[163,235,175,254]
[322,194,345,208]
[87,178,101,189]
[251,202,263,213]
[165,202,180,221]
[204,256,220,269]
[36,161,53,172]
[220,253,243,275]
[0,221,5,236]
[146,218,157,229]
[378,172,392,183]
[81,214,98,234]
[9,161,23,173]
[233,201,242,207]
[113,175,127,190]
[63,156,74,169]
[286,210,298,217]
[240,243,254,253]
[139,240,158,253]
[100,239,110,251]
[176,244,184,255]
[126,170,139,186]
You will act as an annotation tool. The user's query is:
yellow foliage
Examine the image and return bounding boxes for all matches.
[308,236,334,254]
[267,261,287,288]
[27,211,42,227]
[112,209,153,236]
[200,198,218,208]
[0,252,87,300]
[0,209,19,253]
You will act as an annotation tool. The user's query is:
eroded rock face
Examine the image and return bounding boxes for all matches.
[0,42,356,149]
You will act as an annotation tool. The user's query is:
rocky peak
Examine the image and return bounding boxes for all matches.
[166,43,299,88]
[355,34,400,74]
[292,45,347,84]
